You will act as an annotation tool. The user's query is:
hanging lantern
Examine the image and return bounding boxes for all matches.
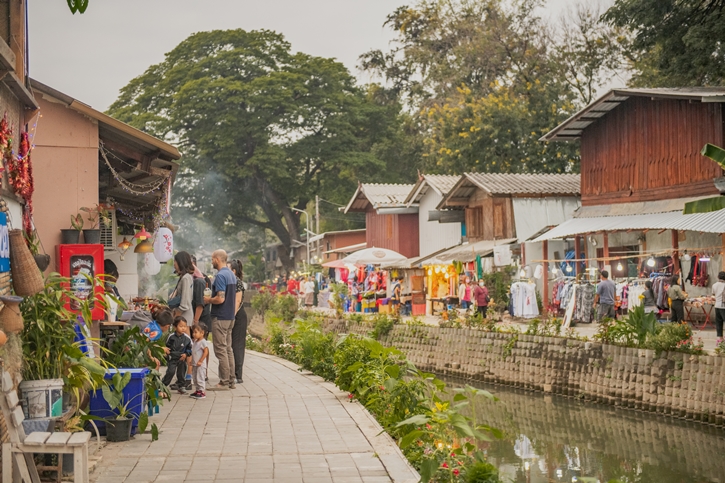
[134,226,151,241]
[616,262,624,272]
[534,265,544,279]
[434,266,440,274]
[153,226,173,263]
[444,272,449,279]
[427,268,433,276]
[117,237,132,260]
[143,253,161,275]
[647,257,656,267]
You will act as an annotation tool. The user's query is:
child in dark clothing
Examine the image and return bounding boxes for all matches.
[162,316,192,394]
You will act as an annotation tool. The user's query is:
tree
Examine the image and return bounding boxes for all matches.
[603,0,725,86]
[361,0,586,174]
[108,30,404,271]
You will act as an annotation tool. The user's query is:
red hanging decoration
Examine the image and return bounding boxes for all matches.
[5,125,34,237]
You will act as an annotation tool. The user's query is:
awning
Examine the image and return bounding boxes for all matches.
[380,246,456,269]
[323,242,367,255]
[426,238,518,264]
[531,209,725,242]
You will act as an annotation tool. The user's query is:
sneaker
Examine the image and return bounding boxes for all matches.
[229,381,236,389]
[177,387,187,395]
[196,392,206,399]
[189,391,202,399]
[185,381,193,390]
[170,383,179,390]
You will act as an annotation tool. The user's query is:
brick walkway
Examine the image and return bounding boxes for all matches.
[89,351,418,483]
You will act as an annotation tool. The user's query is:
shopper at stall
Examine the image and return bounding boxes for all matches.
[595,270,616,321]
[170,251,195,323]
[228,259,247,384]
[473,279,489,318]
[458,277,472,309]
[668,274,688,323]
[642,280,658,315]
[391,276,403,314]
[203,249,237,389]
[713,272,725,337]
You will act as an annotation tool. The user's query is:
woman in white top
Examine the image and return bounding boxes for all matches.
[304,277,315,307]
[171,251,195,323]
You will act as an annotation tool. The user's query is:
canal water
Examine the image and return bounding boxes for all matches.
[443,378,725,483]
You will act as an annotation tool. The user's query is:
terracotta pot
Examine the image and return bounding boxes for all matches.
[0,295,23,334]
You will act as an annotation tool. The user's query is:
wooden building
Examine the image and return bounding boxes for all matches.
[535,88,725,300]
[343,183,419,258]
[312,229,366,263]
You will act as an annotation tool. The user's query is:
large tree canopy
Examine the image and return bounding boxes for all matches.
[361,0,620,174]
[108,29,404,270]
[604,0,725,86]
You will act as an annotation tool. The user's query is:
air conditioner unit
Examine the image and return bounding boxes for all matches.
[100,211,117,251]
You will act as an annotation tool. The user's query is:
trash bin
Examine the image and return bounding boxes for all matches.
[89,368,149,436]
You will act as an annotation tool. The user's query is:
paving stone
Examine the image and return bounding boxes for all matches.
[90,351,414,483]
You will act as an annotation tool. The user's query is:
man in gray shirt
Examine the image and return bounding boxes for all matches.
[595,270,617,321]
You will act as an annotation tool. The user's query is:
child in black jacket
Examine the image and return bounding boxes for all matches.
[162,316,192,394]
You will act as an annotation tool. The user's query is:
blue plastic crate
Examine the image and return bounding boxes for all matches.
[89,368,149,436]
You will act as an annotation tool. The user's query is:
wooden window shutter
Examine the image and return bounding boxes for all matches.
[493,203,504,238]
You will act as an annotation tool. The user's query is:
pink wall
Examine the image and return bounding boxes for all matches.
[31,92,99,271]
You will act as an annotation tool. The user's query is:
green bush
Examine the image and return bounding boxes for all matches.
[289,321,337,381]
[251,291,275,321]
[370,314,396,340]
[466,461,501,483]
[594,305,659,347]
[273,294,299,323]
[645,322,694,354]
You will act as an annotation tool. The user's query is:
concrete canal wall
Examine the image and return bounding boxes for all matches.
[249,316,725,426]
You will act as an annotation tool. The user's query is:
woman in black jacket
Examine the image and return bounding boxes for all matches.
[228,259,248,384]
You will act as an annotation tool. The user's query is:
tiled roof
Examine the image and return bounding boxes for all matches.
[405,174,461,205]
[344,183,415,213]
[466,173,581,195]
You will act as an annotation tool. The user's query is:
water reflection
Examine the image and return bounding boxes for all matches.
[443,377,725,483]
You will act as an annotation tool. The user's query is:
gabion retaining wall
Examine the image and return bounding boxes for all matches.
[250,316,725,426]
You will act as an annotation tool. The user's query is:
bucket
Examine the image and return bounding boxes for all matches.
[19,379,64,419]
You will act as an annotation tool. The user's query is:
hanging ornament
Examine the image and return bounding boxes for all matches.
[534,265,544,279]
[143,253,161,276]
[153,226,173,263]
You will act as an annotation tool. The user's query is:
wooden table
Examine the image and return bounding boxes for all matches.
[684,302,714,330]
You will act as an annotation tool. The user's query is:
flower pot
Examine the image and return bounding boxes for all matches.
[83,229,101,245]
[0,295,24,334]
[61,229,80,245]
[33,253,50,272]
[105,415,133,442]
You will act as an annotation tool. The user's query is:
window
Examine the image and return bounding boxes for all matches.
[465,207,484,239]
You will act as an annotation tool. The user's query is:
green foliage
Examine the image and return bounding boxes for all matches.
[594,306,659,348]
[100,371,159,441]
[465,461,501,483]
[289,321,337,381]
[482,269,514,310]
[330,283,349,318]
[108,29,409,271]
[645,323,696,355]
[604,0,725,86]
[251,291,275,322]
[370,314,396,340]
[273,294,299,323]
[525,318,562,337]
[684,144,725,214]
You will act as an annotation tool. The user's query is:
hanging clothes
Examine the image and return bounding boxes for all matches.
[509,282,539,319]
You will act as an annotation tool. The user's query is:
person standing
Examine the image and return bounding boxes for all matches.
[667,274,688,323]
[713,272,725,338]
[189,324,209,399]
[162,317,192,394]
[203,249,237,389]
[170,251,195,324]
[642,280,658,315]
[191,255,213,336]
[303,276,315,307]
[229,259,248,384]
[458,277,472,309]
[595,270,617,321]
[473,279,489,318]
[391,276,403,314]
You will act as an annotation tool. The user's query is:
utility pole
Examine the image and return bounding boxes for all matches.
[316,195,320,261]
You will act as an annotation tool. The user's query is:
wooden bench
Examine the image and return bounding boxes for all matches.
[0,372,90,483]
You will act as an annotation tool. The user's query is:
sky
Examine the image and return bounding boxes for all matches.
[29,0,579,112]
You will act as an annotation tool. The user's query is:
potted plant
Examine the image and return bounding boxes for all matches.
[80,204,110,245]
[61,213,84,244]
[99,371,158,442]
[18,273,106,419]
[24,230,50,272]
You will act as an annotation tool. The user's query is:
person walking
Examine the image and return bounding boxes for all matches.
[668,274,688,323]
[229,259,248,384]
[473,279,489,319]
[203,249,237,389]
[713,272,725,338]
[595,270,617,321]
[170,251,195,323]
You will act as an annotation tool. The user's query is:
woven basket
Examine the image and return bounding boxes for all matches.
[0,296,23,334]
[9,230,43,296]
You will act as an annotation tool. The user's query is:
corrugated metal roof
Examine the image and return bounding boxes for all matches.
[344,183,415,213]
[466,173,581,196]
[531,209,725,242]
[542,88,725,142]
[426,238,518,264]
[405,175,460,206]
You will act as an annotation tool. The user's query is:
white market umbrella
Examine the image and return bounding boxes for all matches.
[342,247,408,267]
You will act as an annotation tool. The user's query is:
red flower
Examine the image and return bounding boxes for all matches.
[426,424,432,430]
[441,462,448,469]
[453,469,460,476]
[450,452,455,458]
